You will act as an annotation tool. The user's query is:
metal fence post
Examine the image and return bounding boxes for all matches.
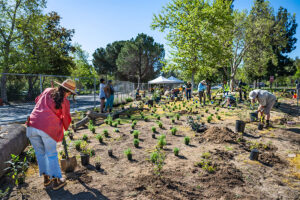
[39,74,43,94]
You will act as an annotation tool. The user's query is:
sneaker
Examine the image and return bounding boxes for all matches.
[52,178,67,190]
[44,174,51,187]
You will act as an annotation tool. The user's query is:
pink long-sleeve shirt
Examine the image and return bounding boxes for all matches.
[28,88,71,142]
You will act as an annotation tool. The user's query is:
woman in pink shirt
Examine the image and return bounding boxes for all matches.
[26,79,76,190]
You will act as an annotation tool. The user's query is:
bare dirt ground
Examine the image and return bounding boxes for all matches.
[1,97,300,200]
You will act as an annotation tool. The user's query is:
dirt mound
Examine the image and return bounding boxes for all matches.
[201,126,238,144]
[259,152,285,167]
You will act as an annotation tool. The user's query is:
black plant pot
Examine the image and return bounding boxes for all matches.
[235,120,246,133]
[258,123,264,130]
[249,149,259,161]
[95,163,101,170]
[80,153,90,166]
[108,149,113,157]
[69,135,73,140]
[152,134,156,139]
[127,154,132,160]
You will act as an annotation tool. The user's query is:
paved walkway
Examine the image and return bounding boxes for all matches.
[0,95,97,125]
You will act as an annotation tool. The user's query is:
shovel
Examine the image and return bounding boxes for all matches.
[60,136,77,173]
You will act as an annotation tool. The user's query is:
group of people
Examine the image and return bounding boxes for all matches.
[23,76,278,191]
[99,78,115,113]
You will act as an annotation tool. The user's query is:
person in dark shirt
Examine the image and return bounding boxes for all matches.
[186,82,192,100]
[238,80,247,101]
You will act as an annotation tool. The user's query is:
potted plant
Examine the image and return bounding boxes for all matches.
[80,141,90,166]
[117,118,121,125]
[157,121,163,129]
[95,134,103,143]
[184,136,190,145]
[157,135,166,149]
[173,147,179,156]
[151,126,156,133]
[124,148,132,160]
[82,134,88,141]
[114,128,120,133]
[95,156,101,170]
[108,148,113,157]
[103,129,109,137]
[133,130,140,139]
[171,118,175,124]
[171,127,177,135]
[133,139,139,148]
[74,140,82,151]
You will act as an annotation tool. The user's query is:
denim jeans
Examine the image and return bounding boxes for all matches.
[26,127,62,178]
[186,90,191,100]
[105,94,114,111]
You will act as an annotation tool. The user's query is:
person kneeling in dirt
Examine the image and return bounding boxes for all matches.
[221,94,236,107]
[26,79,76,190]
[249,89,276,128]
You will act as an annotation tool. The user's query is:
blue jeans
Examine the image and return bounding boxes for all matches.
[186,90,191,100]
[26,127,62,178]
[105,94,114,111]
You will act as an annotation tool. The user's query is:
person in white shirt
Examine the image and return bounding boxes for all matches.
[249,89,276,127]
[99,78,106,113]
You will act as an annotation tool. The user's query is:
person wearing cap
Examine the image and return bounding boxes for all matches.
[249,89,276,127]
[26,79,76,190]
[99,78,106,113]
[104,80,114,113]
[198,80,207,105]
[186,81,192,100]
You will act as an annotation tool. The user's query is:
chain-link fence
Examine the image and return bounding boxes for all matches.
[0,73,136,125]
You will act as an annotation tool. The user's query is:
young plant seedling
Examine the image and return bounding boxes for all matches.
[133,130,140,139]
[171,118,176,124]
[207,116,213,123]
[217,115,221,120]
[158,121,163,129]
[112,122,118,127]
[151,126,156,133]
[133,139,139,148]
[157,135,166,149]
[95,134,103,143]
[184,136,190,145]
[103,129,109,137]
[171,127,177,135]
[117,118,121,125]
[173,147,179,156]
[114,128,120,133]
[82,134,88,141]
[205,109,209,113]
[176,113,180,120]
[74,140,82,151]
[124,148,132,160]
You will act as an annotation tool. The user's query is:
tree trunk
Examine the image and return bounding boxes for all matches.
[191,72,195,90]
[0,74,8,103]
[27,76,38,101]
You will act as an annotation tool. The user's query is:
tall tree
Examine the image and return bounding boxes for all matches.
[116,33,165,83]
[0,0,46,102]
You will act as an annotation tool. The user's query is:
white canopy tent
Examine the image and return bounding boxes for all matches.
[167,76,184,84]
[148,76,175,84]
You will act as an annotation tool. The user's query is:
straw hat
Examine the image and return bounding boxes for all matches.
[54,79,77,95]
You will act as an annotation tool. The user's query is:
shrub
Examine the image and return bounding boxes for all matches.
[124,148,132,160]
[112,122,118,127]
[133,130,140,139]
[5,154,29,185]
[150,148,165,176]
[150,151,158,163]
[103,129,109,137]
[157,135,166,149]
[157,121,163,129]
[184,136,190,145]
[151,126,156,133]
[90,149,95,157]
[74,140,82,151]
[171,127,177,135]
[82,134,88,141]
[95,134,103,143]
[207,116,213,123]
[173,147,179,156]
[133,139,139,148]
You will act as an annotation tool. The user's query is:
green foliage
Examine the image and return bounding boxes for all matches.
[184,136,190,145]
[26,147,36,163]
[74,140,82,151]
[176,113,180,120]
[4,154,29,185]
[133,139,139,148]
[95,134,103,143]
[217,115,221,120]
[171,118,175,124]
[116,118,121,125]
[157,121,163,129]
[144,116,149,122]
[157,134,167,149]
[151,126,156,133]
[112,122,118,127]
[82,134,88,141]
[201,152,211,159]
[126,97,133,102]
[103,129,109,137]
[149,148,165,176]
[124,148,132,160]
[114,128,120,133]
[133,130,140,139]
[0,187,10,199]
[207,116,213,123]
[171,127,177,135]
[205,109,209,113]
[173,147,179,156]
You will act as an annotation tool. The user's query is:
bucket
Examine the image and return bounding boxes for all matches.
[235,120,246,133]
[258,123,264,130]
[250,112,258,122]
[80,153,90,166]
[249,149,259,161]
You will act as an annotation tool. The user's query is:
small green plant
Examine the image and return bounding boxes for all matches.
[156,115,160,120]
[176,113,180,120]
[184,136,190,145]
[171,127,177,135]
[205,109,209,113]
[114,128,120,133]
[133,130,140,139]
[144,116,149,122]
[26,146,36,163]
[216,108,220,111]
[133,139,139,148]
[124,148,132,160]
[207,116,213,123]
[95,134,103,143]
[131,124,135,129]
[4,154,29,185]
[151,126,156,133]
[74,140,82,151]
[157,134,167,149]
[132,119,137,125]
[157,121,163,129]
[171,118,175,123]
[150,148,165,176]
[104,119,109,124]
[82,134,88,141]
[201,152,211,159]
[0,187,10,199]
[217,115,221,120]
[109,120,113,126]
[112,122,118,127]
[103,129,109,137]
[116,118,121,124]
[173,147,179,156]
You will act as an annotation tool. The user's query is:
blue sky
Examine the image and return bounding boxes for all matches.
[45,0,300,60]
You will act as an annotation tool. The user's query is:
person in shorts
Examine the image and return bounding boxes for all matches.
[99,78,106,113]
[249,89,276,128]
